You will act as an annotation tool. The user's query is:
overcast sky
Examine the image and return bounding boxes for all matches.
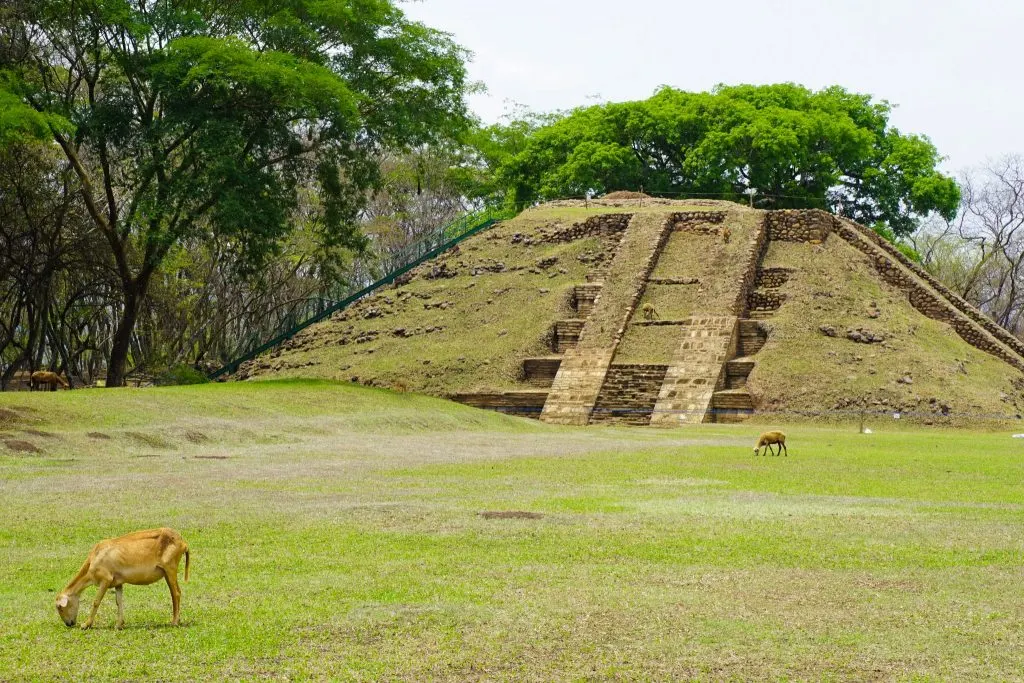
[404,0,1022,174]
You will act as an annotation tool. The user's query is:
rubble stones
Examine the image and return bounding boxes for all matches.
[425,263,458,280]
[847,328,885,344]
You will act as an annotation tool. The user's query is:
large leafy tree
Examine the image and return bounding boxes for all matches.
[1,0,470,385]
[491,84,959,235]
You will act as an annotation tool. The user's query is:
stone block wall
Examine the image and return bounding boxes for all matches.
[766,209,834,243]
[672,212,727,229]
[747,291,786,315]
[451,391,547,417]
[758,268,794,289]
[650,316,739,426]
[539,214,632,243]
[732,214,771,316]
[591,364,670,425]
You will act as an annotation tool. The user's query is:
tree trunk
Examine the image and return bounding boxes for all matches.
[106,274,150,388]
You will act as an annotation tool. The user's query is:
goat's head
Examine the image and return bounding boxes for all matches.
[55,593,80,627]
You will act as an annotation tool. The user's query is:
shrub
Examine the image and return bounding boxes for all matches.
[154,364,210,386]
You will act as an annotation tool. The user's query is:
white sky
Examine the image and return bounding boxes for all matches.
[404,0,1023,173]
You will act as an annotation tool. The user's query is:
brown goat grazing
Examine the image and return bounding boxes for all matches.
[56,528,190,629]
[30,371,69,391]
[754,430,788,456]
[641,302,659,321]
[722,227,732,243]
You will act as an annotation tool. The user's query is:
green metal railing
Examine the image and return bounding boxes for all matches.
[209,205,519,380]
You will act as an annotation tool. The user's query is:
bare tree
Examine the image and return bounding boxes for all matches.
[915,156,1024,335]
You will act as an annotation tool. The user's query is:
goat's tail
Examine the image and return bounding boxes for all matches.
[184,547,190,582]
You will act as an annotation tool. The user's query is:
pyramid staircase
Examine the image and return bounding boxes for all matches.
[454,285,607,417]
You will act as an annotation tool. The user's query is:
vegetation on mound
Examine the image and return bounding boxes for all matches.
[749,237,1024,424]
[239,204,649,394]
[1,382,1022,679]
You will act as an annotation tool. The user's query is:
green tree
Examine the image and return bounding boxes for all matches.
[1,0,470,386]
[491,84,959,235]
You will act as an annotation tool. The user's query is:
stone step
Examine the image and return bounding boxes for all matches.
[713,409,754,424]
[452,390,549,419]
[553,319,586,353]
[725,358,755,389]
[573,283,603,317]
[747,310,776,320]
[631,319,692,327]
[709,389,754,423]
[738,319,768,356]
[522,356,562,387]
[711,389,754,410]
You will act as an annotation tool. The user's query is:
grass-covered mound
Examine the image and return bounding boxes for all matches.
[749,237,1024,423]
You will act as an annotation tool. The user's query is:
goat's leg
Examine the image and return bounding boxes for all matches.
[114,586,124,628]
[782,442,788,457]
[82,581,110,629]
[165,571,182,625]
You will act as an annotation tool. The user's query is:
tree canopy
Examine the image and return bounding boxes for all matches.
[0,0,471,385]
[484,84,960,235]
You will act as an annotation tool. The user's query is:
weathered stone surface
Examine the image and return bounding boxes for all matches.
[765,210,834,243]
[651,316,740,426]
[542,213,674,425]
[591,364,670,425]
[573,283,603,317]
[452,390,549,418]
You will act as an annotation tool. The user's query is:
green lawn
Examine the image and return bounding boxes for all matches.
[1,381,1023,680]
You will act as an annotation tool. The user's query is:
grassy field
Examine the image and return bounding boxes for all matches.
[2,381,1023,680]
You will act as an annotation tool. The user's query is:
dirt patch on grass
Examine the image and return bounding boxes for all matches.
[0,408,20,426]
[479,510,544,520]
[21,429,56,439]
[184,430,209,444]
[87,432,112,440]
[4,440,41,454]
[125,431,174,449]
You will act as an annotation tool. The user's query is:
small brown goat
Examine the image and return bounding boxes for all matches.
[640,302,659,321]
[722,227,732,243]
[56,528,190,629]
[754,430,788,456]
[30,370,69,391]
